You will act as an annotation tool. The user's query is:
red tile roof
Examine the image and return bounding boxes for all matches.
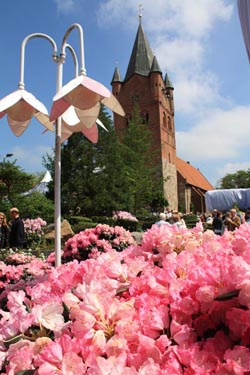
[176,157,214,191]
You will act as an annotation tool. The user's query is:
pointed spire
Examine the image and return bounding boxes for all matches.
[150,55,162,74]
[111,65,122,83]
[138,3,143,24]
[124,19,154,81]
[164,72,174,90]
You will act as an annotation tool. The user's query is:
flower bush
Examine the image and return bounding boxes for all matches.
[47,224,136,264]
[0,223,250,374]
[23,217,47,249]
[112,211,138,222]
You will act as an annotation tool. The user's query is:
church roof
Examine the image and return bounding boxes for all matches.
[111,66,122,83]
[150,56,162,74]
[164,72,174,89]
[124,21,154,81]
[176,156,214,191]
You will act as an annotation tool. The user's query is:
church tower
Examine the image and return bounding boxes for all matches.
[111,14,178,210]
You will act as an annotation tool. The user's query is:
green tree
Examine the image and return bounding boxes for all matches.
[119,104,164,215]
[0,159,54,223]
[0,159,35,206]
[219,169,250,189]
[44,108,130,217]
[44,105,165,218]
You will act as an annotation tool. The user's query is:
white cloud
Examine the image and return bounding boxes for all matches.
[217,161,250,178]
[54,0,76,13]
[97,0,233,37]
[97,0,234,118]
[176,105,250,162]
[174,73,223,114]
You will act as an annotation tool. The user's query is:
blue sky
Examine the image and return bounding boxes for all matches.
[0,0,250,187]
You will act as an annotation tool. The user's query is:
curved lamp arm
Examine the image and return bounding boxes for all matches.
[61,23,86,76]
[65,44,79,78]
[19,33,58,89]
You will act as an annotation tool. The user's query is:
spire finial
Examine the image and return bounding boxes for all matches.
[138,3,143,23]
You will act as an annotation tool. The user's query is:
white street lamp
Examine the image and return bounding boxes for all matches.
[0,23,125,266]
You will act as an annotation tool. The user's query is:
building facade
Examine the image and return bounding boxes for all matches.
[111,16,213,213]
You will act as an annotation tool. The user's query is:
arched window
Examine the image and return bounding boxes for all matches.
[168,117,172,132]
[141,111,149,124]
[163,112,167,128]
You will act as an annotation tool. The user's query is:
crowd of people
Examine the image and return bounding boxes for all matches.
[0,207,26,249]
[155,210,187,229]
[155,206,250,235]
[199,207,250,235]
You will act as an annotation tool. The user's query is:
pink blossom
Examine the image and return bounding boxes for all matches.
[224,346,250,372]
[32,302,64,331]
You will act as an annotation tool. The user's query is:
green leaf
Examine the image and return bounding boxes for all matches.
[115,284,130,295]
[15,370,36,375]
[214,289,240,301]
[3,334,24,348]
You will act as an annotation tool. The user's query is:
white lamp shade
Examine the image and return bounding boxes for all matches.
[50,75,111,121]
[0,89,54,134]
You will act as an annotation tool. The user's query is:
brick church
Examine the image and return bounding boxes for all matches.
[111,15,213,214]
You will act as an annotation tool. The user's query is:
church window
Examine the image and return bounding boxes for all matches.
[141,111,149,124]
[168,117,172,132]
[163,112,167,128]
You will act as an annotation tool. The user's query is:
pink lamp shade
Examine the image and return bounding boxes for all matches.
[0,89,54,136]
[50,75,126,122]
[50,75,111,122]
[61,118,108,144]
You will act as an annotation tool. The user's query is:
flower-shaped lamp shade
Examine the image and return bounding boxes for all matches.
[61,118,108,144]
[62,103,101,128]
[0,89,54,136]
[50,75,125,122]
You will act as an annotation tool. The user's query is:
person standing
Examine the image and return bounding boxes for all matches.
[155,213,171,227]
[245,209,250,224]
[9,207,26,249]
[212,210,223,235]
[0,212,10,249]
[224,208,241,232]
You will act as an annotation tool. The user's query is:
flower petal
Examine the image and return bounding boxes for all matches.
[101,94,125,117]
[62,106,80,126]
[0,90,22,112]
[96,118,108,131]
[81,123,98,143]
[75,103,100,128]
[22,90,48,115]
[34,112,54,132]
[50,98,71,122]
[61,126,73,143]
[52,76,84,102]
[8,117,31,136]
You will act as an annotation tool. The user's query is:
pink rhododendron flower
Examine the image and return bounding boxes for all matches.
[32,302,64,331]
[0,221,250,374]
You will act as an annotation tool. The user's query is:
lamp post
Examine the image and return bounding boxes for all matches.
[0,23,125,266]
